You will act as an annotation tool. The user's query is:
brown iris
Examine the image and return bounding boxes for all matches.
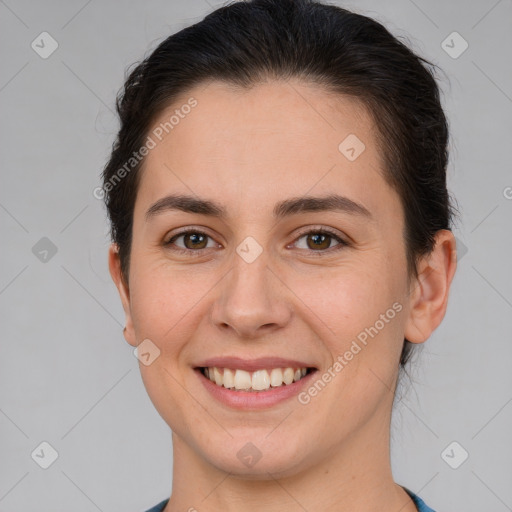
[182,232,208,249]
[306,232,332,250]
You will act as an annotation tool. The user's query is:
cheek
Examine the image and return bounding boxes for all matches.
[291,260,406,403]
[128,261,220,353]
[130,274,184,340]
[291,260,403,341]
[127,266,207,430]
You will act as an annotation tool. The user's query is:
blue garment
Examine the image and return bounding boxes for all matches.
[143,498,168,512]
[143,486,436,511]
[403,486,437,512]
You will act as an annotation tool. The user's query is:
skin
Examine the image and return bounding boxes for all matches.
[109,79,457,512]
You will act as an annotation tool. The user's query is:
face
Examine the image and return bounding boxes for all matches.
[109,79,449,478]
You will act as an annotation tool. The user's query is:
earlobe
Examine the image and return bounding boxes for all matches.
[108,243,137,347]
[404,230,457,344]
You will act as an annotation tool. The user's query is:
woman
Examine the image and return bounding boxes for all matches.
[102,1,458,510]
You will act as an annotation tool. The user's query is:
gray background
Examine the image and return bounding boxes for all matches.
[0,0,511,511]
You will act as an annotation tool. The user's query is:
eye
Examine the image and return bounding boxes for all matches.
[164,227,349,256]
[164,230,218,254]
[291,228,349,253]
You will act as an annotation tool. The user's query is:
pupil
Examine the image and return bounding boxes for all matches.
[310,233,329,249]
[188,233,204,248]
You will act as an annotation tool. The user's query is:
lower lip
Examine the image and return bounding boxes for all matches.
[195,369,317,409]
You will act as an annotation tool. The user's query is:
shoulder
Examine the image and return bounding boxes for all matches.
[402,486,437,512]
[142,498,169,512]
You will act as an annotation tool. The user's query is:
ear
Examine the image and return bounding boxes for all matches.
[108,243,137,347]
[404,229,457,344]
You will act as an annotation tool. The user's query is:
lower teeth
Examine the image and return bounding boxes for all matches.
[227,387,273,392]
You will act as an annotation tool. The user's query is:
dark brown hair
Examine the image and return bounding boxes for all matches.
[101,0,456,369]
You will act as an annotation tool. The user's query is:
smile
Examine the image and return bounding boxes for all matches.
[200,366,311,392]
[194,357,318,408]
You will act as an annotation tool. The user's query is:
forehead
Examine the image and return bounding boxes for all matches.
[136,79,394,219]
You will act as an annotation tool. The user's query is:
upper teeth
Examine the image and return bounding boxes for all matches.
[203,367,308,391]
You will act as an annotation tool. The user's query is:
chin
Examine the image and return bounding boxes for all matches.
[195,431,314,479]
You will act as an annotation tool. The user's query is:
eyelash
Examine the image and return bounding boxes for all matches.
[164,227,349,257]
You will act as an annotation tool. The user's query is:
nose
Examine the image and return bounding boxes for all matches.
[210,252,292,340]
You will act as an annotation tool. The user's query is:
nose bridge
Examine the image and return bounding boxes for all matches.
[211,246,291,337]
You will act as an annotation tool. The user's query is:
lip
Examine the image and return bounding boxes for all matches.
[195,356,317,372]
[194,365,318,410]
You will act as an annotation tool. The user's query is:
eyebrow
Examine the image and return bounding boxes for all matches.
[145,193,372,221]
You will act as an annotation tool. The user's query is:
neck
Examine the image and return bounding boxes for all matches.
[164,406,417,512]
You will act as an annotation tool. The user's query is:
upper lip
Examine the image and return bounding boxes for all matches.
[195,356,317,372]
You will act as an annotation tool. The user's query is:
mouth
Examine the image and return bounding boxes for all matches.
[193,357,319,408]
[197,366,315,392]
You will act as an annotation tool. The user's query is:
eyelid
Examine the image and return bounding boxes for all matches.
[289,225,349,252]
[164,225,350,255]
[292,225,347,241]
[164,226,221,252]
